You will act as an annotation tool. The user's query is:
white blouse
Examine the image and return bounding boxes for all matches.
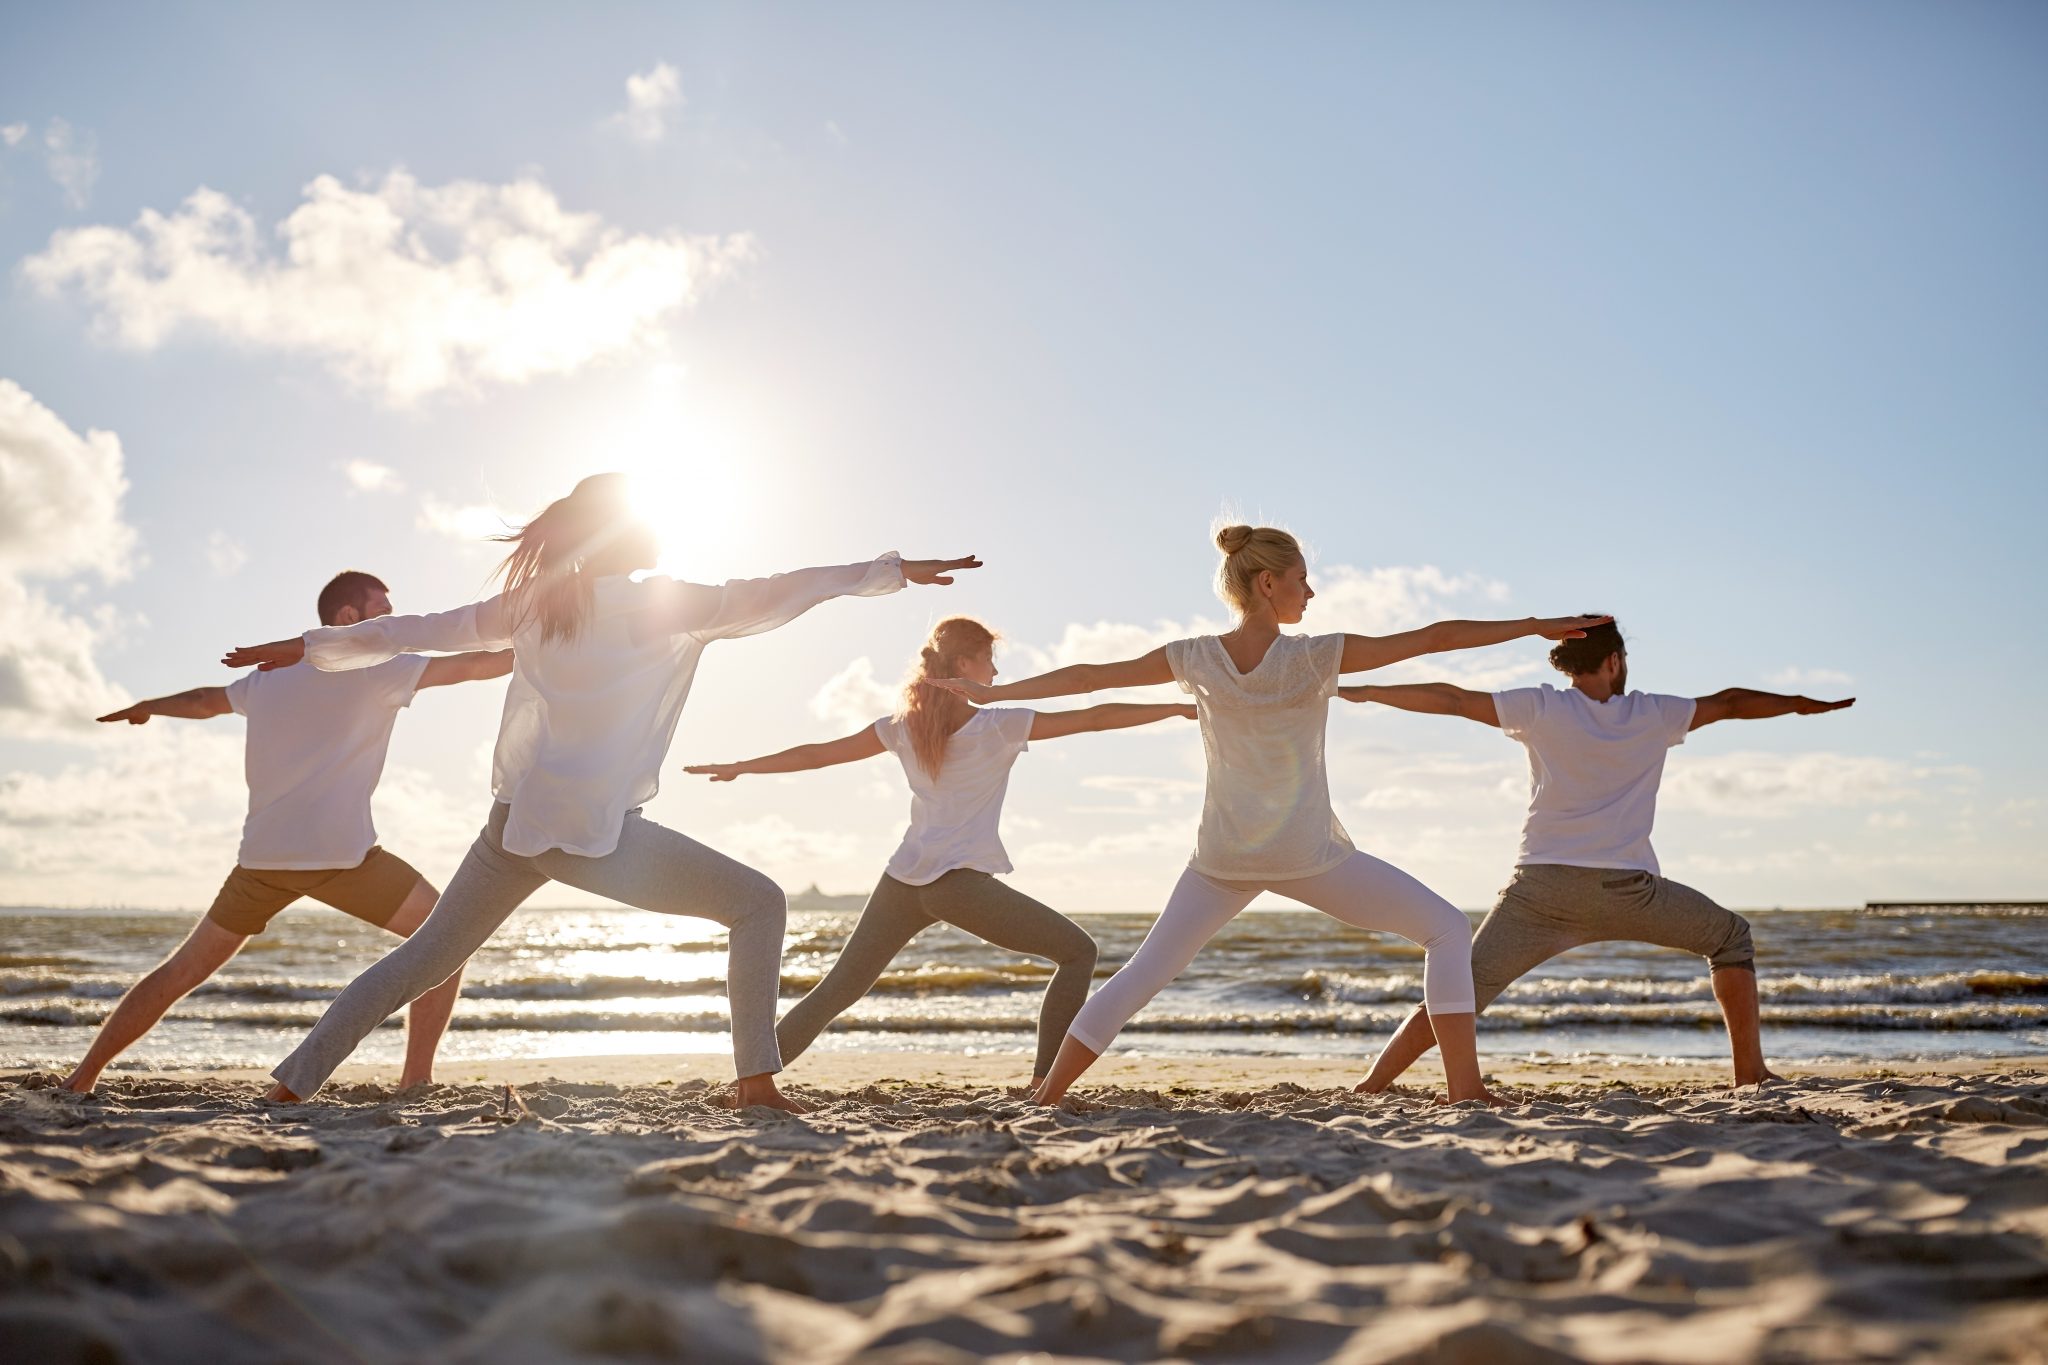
[1165,632,1355,881]
[873,706,1035,886]
[302,555,906,858]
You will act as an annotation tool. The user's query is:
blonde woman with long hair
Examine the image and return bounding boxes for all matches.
[933,524,1609,1106]
[225,473,978,1113]
[684,617,1192,1087]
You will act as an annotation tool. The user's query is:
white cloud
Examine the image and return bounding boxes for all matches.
[42,117,98,209]
[204,530,248,577]
[1016,820,1189,866]
[22,170,753,404]
[1766,666,1855,693]
[1661,751,1972,816]
[344,458,405,493]
[1,123,26,148]
[809,656,898,732]
[607,62,683,145]
[0,378,137,733]
[1074,774,1202,811]
[713,814,861,868]
[418,495,509,543]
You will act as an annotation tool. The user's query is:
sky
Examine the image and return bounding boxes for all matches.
[1,2,2043,914]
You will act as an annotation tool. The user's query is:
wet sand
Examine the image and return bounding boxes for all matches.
[3,1055,2045,1363]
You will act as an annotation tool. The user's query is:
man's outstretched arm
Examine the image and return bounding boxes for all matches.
[1690,689,1855,730]
[418,650,515,689]
[97,687,232,725]
[1338,682,1500,727]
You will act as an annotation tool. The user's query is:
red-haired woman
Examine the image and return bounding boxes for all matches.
[227,473,976,1112]
[685,616,1192,1088]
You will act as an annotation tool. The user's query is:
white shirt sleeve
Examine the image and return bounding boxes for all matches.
[224,673,254,716]
[685,554,907,643]
[993,707,1035,753]
[374,656,433,709]
[1164,637,1198,694]
[1657,693,1697,747]
[1311,633,1345,699]
[872,716,901,754]
[1492,687,1543,738]
[303,595,514,671]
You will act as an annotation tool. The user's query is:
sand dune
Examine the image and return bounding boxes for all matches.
[2,1061,2045,1363]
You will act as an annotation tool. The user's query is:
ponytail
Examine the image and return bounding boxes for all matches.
[898,617,998,779]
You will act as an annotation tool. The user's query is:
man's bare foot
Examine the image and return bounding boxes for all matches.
[732,1074,806,1114]
[264,1082,301,1103]
[1351,1078,1390,1095]
[1436,1085,1505,1108]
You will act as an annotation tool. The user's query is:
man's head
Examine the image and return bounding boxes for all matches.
[1549,617,1626,695]
[317,571,392,627]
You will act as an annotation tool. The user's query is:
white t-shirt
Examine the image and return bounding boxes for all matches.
[303,556,905,859]
[224,657,430,870]
[1492,685,1698,874]
[1166,632,1355,881]
[873,706,1035,886]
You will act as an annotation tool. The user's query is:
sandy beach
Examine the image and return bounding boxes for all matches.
[3,1055,2044,1364]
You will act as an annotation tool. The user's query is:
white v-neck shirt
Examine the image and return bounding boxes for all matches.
[1165,632,1354,881]
[302,555,905,858]
[873,706,1036,885]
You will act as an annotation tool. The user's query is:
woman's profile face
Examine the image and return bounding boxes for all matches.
[958,646,998,687]
[1267,559,1314,624]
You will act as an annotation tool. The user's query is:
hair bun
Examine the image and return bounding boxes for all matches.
[1216,524,1256,555]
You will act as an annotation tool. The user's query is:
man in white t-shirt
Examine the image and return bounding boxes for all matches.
[62,571,512,1094]
[1340,619,1853,1090]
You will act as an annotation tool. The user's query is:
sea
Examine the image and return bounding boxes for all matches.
[3,902,2043,1076]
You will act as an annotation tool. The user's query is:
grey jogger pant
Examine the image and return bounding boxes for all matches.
[775,870,1098,1080]
[1469,863,1756,1012]
[273,802,788,1098]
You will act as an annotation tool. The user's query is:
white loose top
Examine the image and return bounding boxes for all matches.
[1492,684,1697,874]
[303,555,905,858]
[873,706,1035,886]
[1165,632,1355,881]
[224,657,430,870]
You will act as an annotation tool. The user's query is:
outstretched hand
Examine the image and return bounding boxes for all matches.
[1795,696,1856,715]
[222,639,305,671]
[1534,614,1614,642]
[925,676,998,704]
[97,704,151,726]
[902,556,983,586]
[682,764,746,783]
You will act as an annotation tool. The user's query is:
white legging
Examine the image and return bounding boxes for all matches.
[1066,850,1476,1053]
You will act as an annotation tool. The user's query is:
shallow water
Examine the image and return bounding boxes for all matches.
[3,903,2042,1074]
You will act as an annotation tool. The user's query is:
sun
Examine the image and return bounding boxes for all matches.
[606,364,760,582]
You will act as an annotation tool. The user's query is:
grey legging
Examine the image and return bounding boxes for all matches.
[776,869,1098,1080]
[273,802,787,1098]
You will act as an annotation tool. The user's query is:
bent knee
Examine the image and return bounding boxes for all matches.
[1708,914,1755,972]
[1059,933,1100,972]
[737,869,788,921]
[1421,903,1475,951]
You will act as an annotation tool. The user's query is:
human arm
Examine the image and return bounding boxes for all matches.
[1689,689,1855,730]
[418,650,515,690]
[927,647,1176,704]
[683,725,889,782]
[223,596,515,673]
[1028,702,1197,741]
[1338,615,1612,674]
[1338,683,1500,727]
[629,554,982,643]
[96,686,232,725]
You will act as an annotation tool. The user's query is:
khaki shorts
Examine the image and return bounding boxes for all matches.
[1469,863,1756,1013]
[204,847,424,937]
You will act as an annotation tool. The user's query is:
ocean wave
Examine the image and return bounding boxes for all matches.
[1265,968,2048,1008]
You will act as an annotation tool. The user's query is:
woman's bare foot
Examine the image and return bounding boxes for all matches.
[263,1082,302,1103]
[733,1074,806,1114]
[1736,1067,1786,1088]
[60,1070,95,1095]
[1436,1085,1505,1108]
[1351,1078,1390,1095]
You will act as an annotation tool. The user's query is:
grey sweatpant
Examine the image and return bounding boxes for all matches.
[273,802,788,1098]
[1469,863,1756,1012]
[776,870,1098,1080]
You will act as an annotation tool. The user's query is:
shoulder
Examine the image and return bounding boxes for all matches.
[1164,634,1213,671]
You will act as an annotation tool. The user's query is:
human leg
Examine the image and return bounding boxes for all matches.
[1036,867,1254,1104]
[774,874,932,1065]
[271,819,543,1100]
[534,811,795,1109]
[64,915,250,1092]
[920,870,1099,1083]
[308,848,463,1088]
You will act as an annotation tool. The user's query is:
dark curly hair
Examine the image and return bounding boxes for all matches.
[1548,618,1625,676]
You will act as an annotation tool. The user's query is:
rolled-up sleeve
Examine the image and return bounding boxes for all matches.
[303,595,514,671]
[691,554,905,642]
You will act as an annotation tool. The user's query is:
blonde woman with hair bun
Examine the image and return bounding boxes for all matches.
[933,522,1610,1106]
[686,617,1194,1088]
